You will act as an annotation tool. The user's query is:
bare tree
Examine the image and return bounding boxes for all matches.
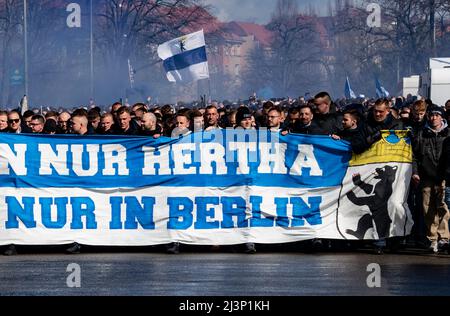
[436,0,450,54]
[273,0,298,19]
[270,15,324,95]
[95,0,213,102]
[1,0,84,106]
[328,0,450,97]
[240,0,325,97]
[0,0,22,105]
[370,0,450,86]
[330,3,379,96]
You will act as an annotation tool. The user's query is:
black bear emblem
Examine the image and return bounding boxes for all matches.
[345,165,398,239]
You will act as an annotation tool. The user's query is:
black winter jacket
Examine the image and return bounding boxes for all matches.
[290,121,328,135]
[438,135,450,184]
[313,103,343,135]
[413,122,450,181]
[364,114,405,147]
[337,125,369,154]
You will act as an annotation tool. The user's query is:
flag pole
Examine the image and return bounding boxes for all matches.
[23,0,29,100]
[90,0,94,100]
[208,78,212,104]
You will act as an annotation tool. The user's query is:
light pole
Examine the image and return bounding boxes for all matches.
[23,0,28,99]
[391,20,400,83]
[430,0,436,58]
[90,0,94,100]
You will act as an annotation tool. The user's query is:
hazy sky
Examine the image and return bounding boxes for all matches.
[203,0,330,24]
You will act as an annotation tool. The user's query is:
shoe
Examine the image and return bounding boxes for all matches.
[312,239,323,251]
[429,241,438,253]
[166,242,180,254]
[438,240,449,252]
[210,245,221,252]
[371,239,386,254]
[3,244,17,256]
[386,237,402,253]
[65,242,81,254]
[244,243,256,254]
[373,246,384,255]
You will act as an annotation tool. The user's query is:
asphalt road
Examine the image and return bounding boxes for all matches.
[1,247,449,296]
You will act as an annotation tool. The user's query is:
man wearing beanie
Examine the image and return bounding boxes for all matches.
[412,105,450,253]
[235,106,254,130]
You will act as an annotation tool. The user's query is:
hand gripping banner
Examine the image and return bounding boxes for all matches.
[0,130,412,246]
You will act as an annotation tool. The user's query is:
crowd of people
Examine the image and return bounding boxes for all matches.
[1,91,450,256]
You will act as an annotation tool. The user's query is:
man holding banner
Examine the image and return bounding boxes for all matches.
[364,98,404,148]
[312,92,342,135]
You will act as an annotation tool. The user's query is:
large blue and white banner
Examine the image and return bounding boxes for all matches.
[157,30,209,83]
[0,131,413,246]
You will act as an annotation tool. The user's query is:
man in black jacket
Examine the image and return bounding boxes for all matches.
[312,91,342,135]
[115,106,139,135]
[357,99,406,253]
[403,99,428,247]
[286,103,328,252]
[413,106,450,253]
[139,112,162,137]
[439,136,450,251]
[404,99,428,138]
[332,109,368,154]
[290,105,327,135]
[364,98,404,148]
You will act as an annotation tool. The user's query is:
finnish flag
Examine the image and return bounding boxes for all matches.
[157,30,209,83]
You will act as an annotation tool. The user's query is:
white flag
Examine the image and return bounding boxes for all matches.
[157,30,209,83]
[20,95,28,115]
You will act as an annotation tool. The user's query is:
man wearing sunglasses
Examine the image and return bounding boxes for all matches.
[7,111,23,134]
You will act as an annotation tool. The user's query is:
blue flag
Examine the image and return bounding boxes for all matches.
[376,78,389,98]
[345,77,356,99]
